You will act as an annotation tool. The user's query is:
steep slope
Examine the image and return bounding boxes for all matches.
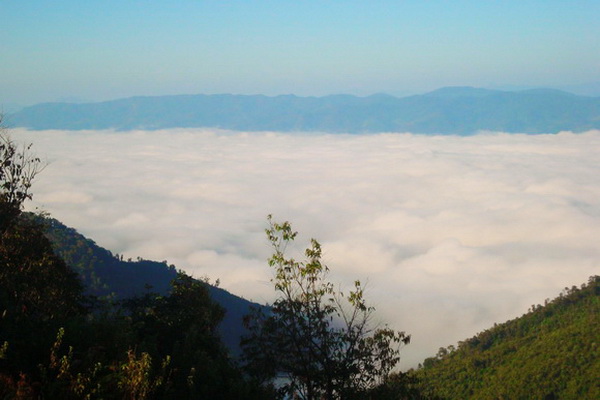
[8,87,600,134]
[414,276,600,399]
[35,214,260,356]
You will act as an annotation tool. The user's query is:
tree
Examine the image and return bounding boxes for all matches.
[242,216,410,400]
[0,121,85,388]
[123,272,274,399]
[0,116,43,232]
[0,118,83,320]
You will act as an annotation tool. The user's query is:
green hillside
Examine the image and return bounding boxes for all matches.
[413,276,600,399]
[33,213,178,299]
[30,214,261,356]
[1,214,271,398]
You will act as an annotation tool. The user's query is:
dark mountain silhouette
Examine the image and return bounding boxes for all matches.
[35,214,260,356]
[8,87,600,134]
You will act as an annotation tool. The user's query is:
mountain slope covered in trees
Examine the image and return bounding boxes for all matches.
[413,276,600,399]
[34,214,260,356]
[9,87,600,134]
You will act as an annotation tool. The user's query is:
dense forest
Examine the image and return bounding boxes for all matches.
[35,215,260,357]
[414,276,599,399]
[1,126,598,399]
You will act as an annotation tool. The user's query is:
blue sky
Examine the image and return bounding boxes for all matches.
[2,1,599,105]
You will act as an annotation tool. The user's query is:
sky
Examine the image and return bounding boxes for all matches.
[15,127,600,368]
[2,1,600,106]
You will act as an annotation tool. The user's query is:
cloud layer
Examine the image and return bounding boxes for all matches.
[16,128,600,367]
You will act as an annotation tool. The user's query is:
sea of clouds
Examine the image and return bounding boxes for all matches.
[15,128,600,367]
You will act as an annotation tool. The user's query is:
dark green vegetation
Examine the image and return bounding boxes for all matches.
[8,87,600,134]
[414,276,600,399]
[38,215,260,356]
[0,130,274,399]
[0,129,418,399]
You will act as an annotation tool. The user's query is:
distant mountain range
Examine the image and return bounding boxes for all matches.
[8,87,600,134]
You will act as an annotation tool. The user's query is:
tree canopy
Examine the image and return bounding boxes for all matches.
[0,123,43,232]
[414,276,600,399]
[242,216,410,400]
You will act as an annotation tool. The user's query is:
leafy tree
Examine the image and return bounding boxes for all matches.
[0,119,43,232]
[242,216,410,400]
[123,272,274,399]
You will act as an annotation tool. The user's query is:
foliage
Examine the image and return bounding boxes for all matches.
[33,214,177,299]
[414,276,600,399]
[0,128,86,388]
[1,267,273,399]
[0,127,272,398]
[122,272,233,398]
[0,121,44,231]
[242,216,410,400]
[38,214,259,356]
[367,371,441,400]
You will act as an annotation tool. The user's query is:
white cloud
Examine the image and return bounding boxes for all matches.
[15,128,600,368]
[36,190,93,205]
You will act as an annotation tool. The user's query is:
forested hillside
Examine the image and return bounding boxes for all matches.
[0,129,275,398]
[31,214,176,298]
[414,276,600,399]
[1,213,271,398]
[31,214,260,356]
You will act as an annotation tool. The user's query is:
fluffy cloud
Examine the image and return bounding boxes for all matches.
[15,128,600,367]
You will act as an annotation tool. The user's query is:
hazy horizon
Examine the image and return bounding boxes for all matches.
[15,127,600,368]
[6,83,600,110]
[2,1,599,105]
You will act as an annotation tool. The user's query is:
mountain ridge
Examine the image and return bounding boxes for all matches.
[35,214,260,357]
[8,87,600,134]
